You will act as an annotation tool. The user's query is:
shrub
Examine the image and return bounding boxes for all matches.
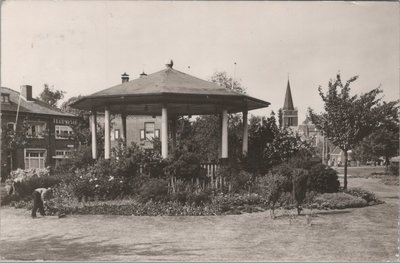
[256,172,290,217]
[344,187,383,205]
[388,162,399,176]
[216,165,254,193]
[287,149,321,170]
[170,191,189,204]
[311,192,367,209]
[7,167,60,199]
[187,190,212,205]
[164,149,206,181]
[308,164,340,193]
[138,178,169,202]
[65,142,156,201]
[213,193,266,214]
[291,169,309,215]
[69,200,221,216]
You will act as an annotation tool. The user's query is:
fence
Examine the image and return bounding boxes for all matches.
[201,163,225,190]
[139,162,227,192]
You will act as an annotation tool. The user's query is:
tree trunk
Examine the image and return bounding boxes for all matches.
[344,150,348,190]
[385,155,389,171]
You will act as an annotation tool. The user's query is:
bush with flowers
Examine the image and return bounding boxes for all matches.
[5,167,60,200]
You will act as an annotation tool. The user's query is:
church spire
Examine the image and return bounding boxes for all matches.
[283,79,294,110]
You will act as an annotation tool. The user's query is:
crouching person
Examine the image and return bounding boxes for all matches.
[31,188,53,218]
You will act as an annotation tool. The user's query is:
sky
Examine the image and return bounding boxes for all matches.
[1,1,399,120]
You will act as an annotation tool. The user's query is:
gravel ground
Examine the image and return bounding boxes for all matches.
[0,177,398,261]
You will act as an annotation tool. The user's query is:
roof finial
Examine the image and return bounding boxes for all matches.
[166,59,174,69]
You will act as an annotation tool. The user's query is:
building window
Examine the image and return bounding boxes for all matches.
[140,129,145,140]
[145,122,155,140]
[27,123,46,138]
[55,150,71,157]
[25,149,46,169]
[114,129,120,140]
[53,149,71,168]
[2,93,10,103]
[55,125,73,139]
[155,129,160,139]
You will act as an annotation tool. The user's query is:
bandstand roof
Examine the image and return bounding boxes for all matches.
[71,64,270,116]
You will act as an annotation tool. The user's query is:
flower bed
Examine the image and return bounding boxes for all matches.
[310,193,367,209]
[344,187,383,205]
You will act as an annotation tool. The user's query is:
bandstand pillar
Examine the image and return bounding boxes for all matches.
[121,113,127,145]
[242,109,248,155]
[104,106,111,159]
[221,109,229,159]
[91,110,97,159]
[161,105,169,158]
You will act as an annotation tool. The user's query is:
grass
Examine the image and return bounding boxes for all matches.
[335,166,399,186]
[334,165,387,177]
[1,176,398,261]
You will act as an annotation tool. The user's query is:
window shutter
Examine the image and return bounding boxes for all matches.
[140,129,145,140]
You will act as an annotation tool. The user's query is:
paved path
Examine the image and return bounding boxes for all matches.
[0,177,398,261]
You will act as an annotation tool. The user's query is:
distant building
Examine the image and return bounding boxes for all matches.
[297,116,321,145]
[1,86,79,181]
[281,79,298,129]
[95,113,162,151]
[328,146,354,167]
[92,72,163,151]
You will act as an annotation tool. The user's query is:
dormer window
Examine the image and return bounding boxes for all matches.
[2,93,10,103]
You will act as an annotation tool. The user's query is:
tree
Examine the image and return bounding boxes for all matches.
[59,95,105,155]
[37,84,65,108]
[60,95,87,117]
[353,101,399,168]
[278,108,283,128]
[1,119,30,181]
[173,71,246,163]
[246,113,278,173]
[209,71,246,94]
[309,73,390,189]
[245,112,312,174]
[291,169,309,215]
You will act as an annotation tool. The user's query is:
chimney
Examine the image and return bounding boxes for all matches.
[121,72,129,83]
[165,59,174,69]
[21,85,33,101]
[140,71,147,78]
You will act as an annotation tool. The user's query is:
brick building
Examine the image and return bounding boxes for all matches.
[96,113,162,150]
[93,72,163,151]
[1,85,79,181]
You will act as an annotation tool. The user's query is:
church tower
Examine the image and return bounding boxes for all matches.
[282,79,298,128]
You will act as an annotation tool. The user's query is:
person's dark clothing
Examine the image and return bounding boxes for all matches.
[31,191,45,218]
[31,188,51,218]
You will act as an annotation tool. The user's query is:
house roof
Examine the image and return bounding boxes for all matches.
[330,146,342,155]
[283,80,294,110]
[1,87,75,117]
[71,65,270,115]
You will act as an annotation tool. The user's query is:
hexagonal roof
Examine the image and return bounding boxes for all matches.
[71,66,270,116]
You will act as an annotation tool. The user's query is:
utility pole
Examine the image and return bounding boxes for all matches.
[232,62,237,90]
[322,134,325,164]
